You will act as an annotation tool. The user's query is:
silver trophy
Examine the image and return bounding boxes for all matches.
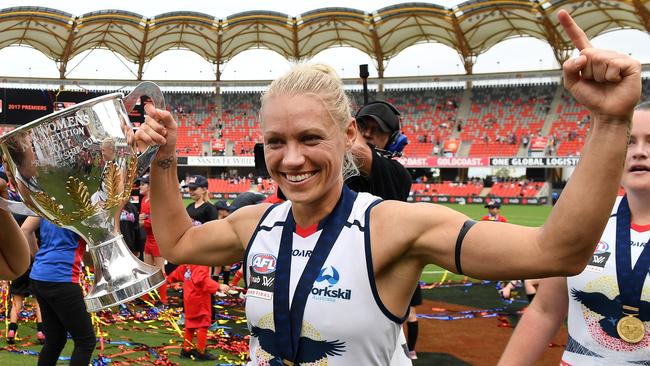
[0,82,166,312]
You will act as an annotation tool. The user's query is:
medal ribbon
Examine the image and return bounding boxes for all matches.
[273,186,356,363]
[615,195,650,314]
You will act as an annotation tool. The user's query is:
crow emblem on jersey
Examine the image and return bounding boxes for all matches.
[571,289,650,341]
[251,314,346,365]
[252,326,345,364]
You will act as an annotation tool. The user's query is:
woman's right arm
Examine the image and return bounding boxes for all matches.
[135,105,266,266]
[497,277,569,366]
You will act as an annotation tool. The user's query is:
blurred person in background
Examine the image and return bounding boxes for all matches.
[22,217,95,366]
[167,263,222,361]
[213,200,230,220]
[120,200,142,258]
[185,175,218,227]
[482,201,507,222]
[139,174,168,305]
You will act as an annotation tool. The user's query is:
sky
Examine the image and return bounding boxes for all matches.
[0,0,648,82]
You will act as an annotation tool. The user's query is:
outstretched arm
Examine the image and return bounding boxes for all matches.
[0,179,30,280]
[498,278,568,366]
[378,10,639,281]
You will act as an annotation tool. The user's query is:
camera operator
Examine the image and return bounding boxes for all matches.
[347,101,411,201]
[347,100,420,361]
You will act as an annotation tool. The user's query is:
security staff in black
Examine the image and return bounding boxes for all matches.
[347,100,420,360]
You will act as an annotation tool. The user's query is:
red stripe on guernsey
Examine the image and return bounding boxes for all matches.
[71,238,86,283]
[631,222,650,232]
[295,222,318,238]
[560,360,573,366]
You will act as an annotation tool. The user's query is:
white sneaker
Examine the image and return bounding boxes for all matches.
[408,350,418,360]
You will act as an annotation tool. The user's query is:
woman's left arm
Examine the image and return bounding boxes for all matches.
[0,179,30,280]
[381,11,640,280]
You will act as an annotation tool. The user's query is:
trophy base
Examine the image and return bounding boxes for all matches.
[84,268,166,312]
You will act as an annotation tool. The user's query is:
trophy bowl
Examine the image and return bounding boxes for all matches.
[0,82,166,312]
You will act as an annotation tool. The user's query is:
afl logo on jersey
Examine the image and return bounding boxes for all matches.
[594,241,609,254]
[252,254,277,274]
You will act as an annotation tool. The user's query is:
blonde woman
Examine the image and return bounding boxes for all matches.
[136,11,641,365]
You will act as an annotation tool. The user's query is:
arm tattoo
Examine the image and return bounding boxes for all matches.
[156,156,175,169]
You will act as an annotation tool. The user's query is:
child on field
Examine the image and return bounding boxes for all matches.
[167,264,230,360]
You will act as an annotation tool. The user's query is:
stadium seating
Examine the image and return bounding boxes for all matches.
[220,92,263,156]
[488,181,544,198]
[411,181,483,196]
[0,78,646,161]
[128,79,650,159]
[207,178,252,193]
[166,92,220,156]
[373,88,463,156]
[463,83,556,157]
[548,91,589,156]
[349,89,463,156]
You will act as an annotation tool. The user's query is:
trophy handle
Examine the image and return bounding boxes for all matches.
[123,82,167,177]
[123,81,165,113]
[0,196,36,216]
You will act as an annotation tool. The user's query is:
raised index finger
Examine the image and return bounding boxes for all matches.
[557,9,592,51]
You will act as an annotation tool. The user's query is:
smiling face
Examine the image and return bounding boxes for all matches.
[261,94,355,208]
[621,109,650,193]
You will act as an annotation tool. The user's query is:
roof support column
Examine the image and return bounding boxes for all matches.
[58,16,79,85]
[450,13,474,89]
[214,62,223,125]
[370,18,385,95]
[536,6,570,66]
[136,20,150,80]
[215,25,224,121]
[292,19,300,61]
[376,59,385,95]
[632,0,650,32]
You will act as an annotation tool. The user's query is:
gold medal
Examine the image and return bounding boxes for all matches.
[616,315,646,343]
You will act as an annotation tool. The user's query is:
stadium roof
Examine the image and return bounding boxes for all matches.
[0,0,648,80]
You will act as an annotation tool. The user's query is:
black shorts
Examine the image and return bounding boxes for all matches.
[10,270,32,297]
[409,285,422,307]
